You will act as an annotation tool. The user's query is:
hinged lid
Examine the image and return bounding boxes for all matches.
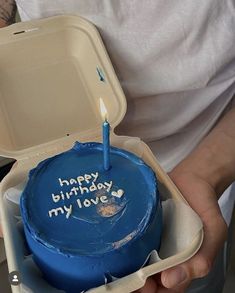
[0,15,127,160]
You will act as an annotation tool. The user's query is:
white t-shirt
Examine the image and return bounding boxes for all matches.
[10,0,235,223]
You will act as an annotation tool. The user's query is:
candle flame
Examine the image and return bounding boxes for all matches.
[99,98,108,121]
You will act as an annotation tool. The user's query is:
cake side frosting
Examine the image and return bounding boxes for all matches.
[20,142,162,292]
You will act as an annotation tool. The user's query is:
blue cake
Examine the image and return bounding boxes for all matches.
[20,142,162,292]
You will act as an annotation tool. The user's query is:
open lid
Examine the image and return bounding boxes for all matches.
[0,15,127,160]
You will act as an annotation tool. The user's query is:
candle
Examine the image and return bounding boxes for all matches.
[103,119,110,170]
[99,98,110,170]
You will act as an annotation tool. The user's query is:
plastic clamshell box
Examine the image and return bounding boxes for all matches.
[0,15,203,293]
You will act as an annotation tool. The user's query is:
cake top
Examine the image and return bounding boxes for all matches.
[20,142,158,256]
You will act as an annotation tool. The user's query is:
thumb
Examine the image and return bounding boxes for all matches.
[161,255,211,288]
[161,213,227,289]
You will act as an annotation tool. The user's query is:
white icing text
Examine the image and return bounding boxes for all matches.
[47,172,124,219]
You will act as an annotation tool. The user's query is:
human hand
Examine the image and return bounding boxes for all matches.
[134,106,235,292]
[134,169,227,293]
[0,0,17,28]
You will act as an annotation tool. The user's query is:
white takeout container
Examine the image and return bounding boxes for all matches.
[0,15,203,293]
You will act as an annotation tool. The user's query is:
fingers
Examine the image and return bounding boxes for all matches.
[152,274,187,293]
[133,275,188,293]
[161,214,227,289]
[163,170,228,290]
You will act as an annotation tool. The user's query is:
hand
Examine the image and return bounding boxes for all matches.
[0,0,17,28]
[134,169,227,293]
[135,106,235,293]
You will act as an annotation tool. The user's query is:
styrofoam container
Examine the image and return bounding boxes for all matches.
[0,15,203,293]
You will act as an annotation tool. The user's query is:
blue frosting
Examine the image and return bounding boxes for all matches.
[20,142,162,292]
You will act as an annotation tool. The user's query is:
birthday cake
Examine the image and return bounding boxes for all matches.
[20,142,162,292]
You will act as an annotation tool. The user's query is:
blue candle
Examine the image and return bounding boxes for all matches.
[103,118,110,170]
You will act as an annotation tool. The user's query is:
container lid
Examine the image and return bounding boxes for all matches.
[0,15,127,160]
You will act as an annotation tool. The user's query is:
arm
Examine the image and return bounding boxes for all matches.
[171,106,235,197]
[137,105,235,292]
[0,0,16,28]
[160,106,235,290]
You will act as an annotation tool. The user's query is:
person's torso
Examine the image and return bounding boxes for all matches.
[14,0,235,170]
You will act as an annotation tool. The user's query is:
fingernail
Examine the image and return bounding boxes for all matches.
[163,267,187,288]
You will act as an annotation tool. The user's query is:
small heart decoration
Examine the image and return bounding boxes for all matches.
[111,189,124,198]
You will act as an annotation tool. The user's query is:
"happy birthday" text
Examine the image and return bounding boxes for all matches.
[47,171,124,219]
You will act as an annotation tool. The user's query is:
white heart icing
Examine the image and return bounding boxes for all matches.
[111,189,124,198]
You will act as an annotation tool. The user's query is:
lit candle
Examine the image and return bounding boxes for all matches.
[99,98,110,170]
